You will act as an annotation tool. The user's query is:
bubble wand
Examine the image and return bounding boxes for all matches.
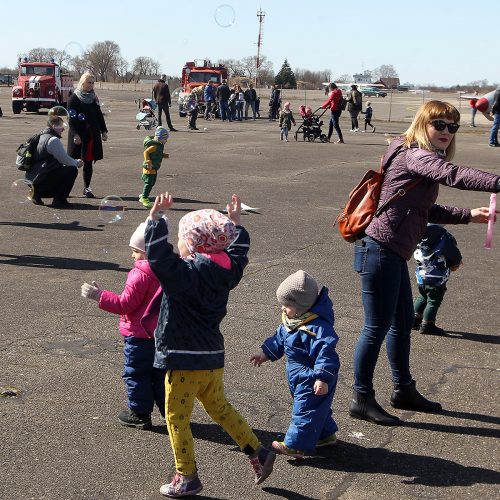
[484,193,496,250]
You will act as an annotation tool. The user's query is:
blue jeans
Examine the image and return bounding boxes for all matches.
[328,110,343,141]
[281,127,289,140]
[236,101,244,121]
[219,100,230,121]
[352,236,414,394]
[489,112,499,145]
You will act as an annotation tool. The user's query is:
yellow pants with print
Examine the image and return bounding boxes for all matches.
[165,368,260,475]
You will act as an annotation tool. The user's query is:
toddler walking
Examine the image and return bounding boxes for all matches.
[413,224,462,336]
[139,126,169,208]
[361,101,375,132]
[279,102,296,141]
[81,222,165,429]
[145,193,275,498]
[251,270,340,458]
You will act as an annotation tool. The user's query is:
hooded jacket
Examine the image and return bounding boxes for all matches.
[144,218,250,371]
[366,137,500,260]
[98,260,160,339]
[261,287,340,385]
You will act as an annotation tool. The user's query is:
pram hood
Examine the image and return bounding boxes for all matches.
[142,98,157,110]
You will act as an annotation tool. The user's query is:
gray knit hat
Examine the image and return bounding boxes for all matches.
[276,270,319,316]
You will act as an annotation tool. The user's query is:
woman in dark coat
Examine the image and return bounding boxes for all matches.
[67,72,108,198]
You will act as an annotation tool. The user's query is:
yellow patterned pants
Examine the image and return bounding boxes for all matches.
[165,368,260,475]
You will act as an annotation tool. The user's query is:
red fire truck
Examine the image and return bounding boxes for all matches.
[12,59,74,114]
[178,59,228,116]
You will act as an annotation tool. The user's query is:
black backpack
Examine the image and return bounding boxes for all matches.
[15,133,41,171]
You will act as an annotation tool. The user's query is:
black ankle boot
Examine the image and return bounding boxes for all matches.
[390,380,442,412]
[349,389,401,426]
[420,322,445,336]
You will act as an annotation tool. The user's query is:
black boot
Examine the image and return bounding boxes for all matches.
[420,321,445,336]
[412,315,422,331]
[349,389,401,426]
[390,380,442,412]
[118,409,152,430]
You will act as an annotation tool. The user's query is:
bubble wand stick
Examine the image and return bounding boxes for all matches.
[484,193,496,250]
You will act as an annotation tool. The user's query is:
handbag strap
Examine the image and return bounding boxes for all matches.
[375,177,423,217]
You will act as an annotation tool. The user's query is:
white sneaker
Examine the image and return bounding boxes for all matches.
[354,128,359,132]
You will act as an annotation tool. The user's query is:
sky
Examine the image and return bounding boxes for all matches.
[0,0,498,87]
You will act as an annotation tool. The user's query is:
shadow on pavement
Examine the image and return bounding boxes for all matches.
[262,487,315,499]
[0,253,128,272]
[0,221,102,232]
[289,440,500,486]
[445,330,500,344]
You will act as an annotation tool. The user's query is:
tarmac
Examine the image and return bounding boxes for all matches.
[0,88,499,500]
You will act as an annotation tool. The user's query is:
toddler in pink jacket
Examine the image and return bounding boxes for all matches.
[81,222,164,430]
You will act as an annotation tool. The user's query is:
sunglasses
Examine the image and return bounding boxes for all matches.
[430,120,460,134]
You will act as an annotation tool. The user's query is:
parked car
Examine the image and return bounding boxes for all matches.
[361,87,387,97]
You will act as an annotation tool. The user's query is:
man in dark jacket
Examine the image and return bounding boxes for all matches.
[244,83,257,120]
[488,85,500,147]
[152,75,177,131]
[216,80,231,122]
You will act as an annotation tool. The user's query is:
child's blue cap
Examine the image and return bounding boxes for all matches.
[155,126,169,140]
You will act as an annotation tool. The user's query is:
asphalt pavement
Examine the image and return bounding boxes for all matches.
[0,89,498,500]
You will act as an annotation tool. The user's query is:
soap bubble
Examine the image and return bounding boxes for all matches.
[100,102,112,114]
[63,41,85,58]
[10,179,33,204]
[48,106,69,118]
[214,4,235,27]
[77,113,86,121]
[98,195,125,224]
[68,109,77,118]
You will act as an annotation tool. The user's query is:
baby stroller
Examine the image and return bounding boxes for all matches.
[295,105,328,143]
[135,98,158,130]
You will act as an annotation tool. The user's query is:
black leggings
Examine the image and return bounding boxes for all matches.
[83,160,93,188]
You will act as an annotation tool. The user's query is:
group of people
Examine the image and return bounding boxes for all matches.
[74,94,499,497]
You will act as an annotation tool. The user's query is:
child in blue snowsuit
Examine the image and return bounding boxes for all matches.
[251,270,340,458]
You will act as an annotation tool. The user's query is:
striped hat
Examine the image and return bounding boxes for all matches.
[178,209,236,254]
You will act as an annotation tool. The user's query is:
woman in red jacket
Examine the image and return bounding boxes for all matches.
[321,83,344,143]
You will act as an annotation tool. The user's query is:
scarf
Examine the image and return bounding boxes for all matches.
[282,311,318,332]
[74,88,97,105]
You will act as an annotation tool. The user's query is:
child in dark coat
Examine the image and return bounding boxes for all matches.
[361,101,375,132]
[251,270,340,459]
[412,224,462,335]
[145,193,275,498]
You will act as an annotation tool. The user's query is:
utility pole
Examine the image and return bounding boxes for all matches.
[255,9,265,91]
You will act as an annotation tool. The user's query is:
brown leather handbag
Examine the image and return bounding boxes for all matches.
[336,147,422,242]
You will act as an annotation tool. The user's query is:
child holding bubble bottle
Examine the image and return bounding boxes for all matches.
[145,193,275,497]
[80,221,165,430]
[251,270,340,459]
[139,126,169,208]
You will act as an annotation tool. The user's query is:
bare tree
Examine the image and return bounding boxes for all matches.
[334,73,352,83]
[114,56,129,83]
[217,58,245,77]
[132,56,160,82]
[85,41,121,82]
[19,48,59,63]
[372,64,398,81]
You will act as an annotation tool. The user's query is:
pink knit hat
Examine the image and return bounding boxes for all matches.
[178,209,236,254]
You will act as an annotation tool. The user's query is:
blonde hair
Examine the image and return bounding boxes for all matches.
[77,72,96,90]
[403,100,460,161]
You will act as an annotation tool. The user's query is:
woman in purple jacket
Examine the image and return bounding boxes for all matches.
[349,100,500,426]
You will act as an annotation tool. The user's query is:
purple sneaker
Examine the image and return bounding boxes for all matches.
[249,446,276,485]
[159,472,203,498]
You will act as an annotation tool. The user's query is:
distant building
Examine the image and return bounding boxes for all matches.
[353,71,372,84]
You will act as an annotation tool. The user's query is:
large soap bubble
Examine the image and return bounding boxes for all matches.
[48,106,69,118]
[10,179,34,204]
[98,195,125,224]
[214,4,235,27]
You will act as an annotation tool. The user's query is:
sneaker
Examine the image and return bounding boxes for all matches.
[285,138,289,142]
[372,127,376,133]
[335,139,345,144]
[272,440,304,459]
[488,143,499,147]
[118,409,152,430]
[139,195,153,208]
[420,322,445,336]
[169,127,178,132]
[249,446,276,485]
[316,434,338,448]
[354,128,359,132]
[83,187,95,198]
[160,472,203,498]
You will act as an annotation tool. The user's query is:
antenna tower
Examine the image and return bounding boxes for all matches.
[255,9,265,89]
